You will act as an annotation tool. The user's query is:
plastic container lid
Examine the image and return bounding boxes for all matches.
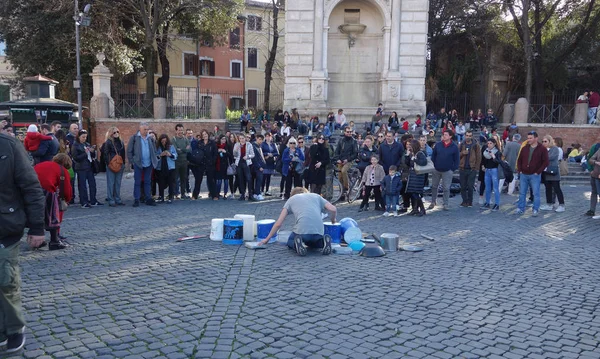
[344,227,362,244]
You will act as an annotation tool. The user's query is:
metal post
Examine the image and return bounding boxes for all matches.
[74,0,83,130]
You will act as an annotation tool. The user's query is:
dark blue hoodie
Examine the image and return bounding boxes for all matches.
[431,141,460,172]
[379,140,404,173]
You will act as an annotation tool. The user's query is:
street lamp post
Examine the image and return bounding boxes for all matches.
[74,0,91,130]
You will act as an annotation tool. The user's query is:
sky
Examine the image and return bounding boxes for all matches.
[0,41,5,56]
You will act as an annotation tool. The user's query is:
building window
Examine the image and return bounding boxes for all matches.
[183,53,198,76]
[344,9,360,24]
[248,48,258,68]
[247,15,262,31]
[230,97,243,110]
[248,89,258,109]
[229,27,240,49]
[231,61,242,79]
[200,60,215,76]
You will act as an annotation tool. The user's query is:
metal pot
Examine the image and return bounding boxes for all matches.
[379,233,400,252]
[359,243,386,257]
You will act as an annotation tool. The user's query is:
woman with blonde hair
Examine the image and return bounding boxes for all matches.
[540,135,565,212]
[102,126,126,206]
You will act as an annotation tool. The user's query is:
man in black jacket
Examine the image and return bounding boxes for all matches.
[334,127,358,195]
[0,133,45,353]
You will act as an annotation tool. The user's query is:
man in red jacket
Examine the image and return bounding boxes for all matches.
[516,131,549,216]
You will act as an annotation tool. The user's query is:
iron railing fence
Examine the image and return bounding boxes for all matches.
[111,81,284,119]
[426,90,582,124]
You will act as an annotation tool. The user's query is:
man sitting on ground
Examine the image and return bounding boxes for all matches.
[258,187,337,256]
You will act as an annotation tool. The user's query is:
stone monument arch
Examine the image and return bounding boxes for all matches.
[284,0,428,121]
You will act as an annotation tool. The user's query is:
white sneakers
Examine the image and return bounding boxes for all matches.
[540,204,565,213]
[593,215,600,220]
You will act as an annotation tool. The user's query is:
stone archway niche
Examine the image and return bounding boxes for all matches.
[327,0,384,108]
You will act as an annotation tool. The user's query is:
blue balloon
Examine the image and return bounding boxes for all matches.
[339,217,358,235]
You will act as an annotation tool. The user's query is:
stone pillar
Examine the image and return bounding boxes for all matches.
[382,26,391,77]
[89,53,114,118]
[211,95,226,120]
[153,98,167,119]
[389,0,401,71]
[312,0,324,72]
[322,27,329,76]
[514,97,529,123]
[574,102,589,124]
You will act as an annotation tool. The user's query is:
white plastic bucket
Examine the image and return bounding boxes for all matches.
[210,218,224,241]
[234,214,255,242]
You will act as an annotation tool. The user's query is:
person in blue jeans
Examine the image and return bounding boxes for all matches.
[127,122,158,207]
[257,187,338,256]
[102,126,126,207]
[480,138,501,211]
[381,165,402,216]
[515,131,549,216]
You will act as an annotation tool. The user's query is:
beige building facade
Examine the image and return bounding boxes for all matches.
[284,0,428,121]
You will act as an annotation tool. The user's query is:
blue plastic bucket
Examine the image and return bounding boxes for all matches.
[256,219,277,243]
[222,219,244,245]
[323,222,342,243]
[339,218,358,235]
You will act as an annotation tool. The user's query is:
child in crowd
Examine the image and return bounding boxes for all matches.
[24,124,52,152]
[381,165,402,216]
[359,156,385,212]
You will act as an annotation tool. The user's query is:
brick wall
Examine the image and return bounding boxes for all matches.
[90,118,229,147]
[504,123,600,152]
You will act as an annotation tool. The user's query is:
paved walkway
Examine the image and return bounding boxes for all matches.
[13,174,600,358]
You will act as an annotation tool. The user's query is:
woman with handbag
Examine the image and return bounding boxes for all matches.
[540,135,565,212]
[215,135,234,199]
[71,130,101,208]
[261,132,279,196]
[34,153,73,250]
[233,133,255,201]
[308,134,330,195]
[281,137,305,199]
[404,140,429,216]
[103,126,126,207]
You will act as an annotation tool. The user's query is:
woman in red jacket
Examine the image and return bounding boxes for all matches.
[34,153,73,250]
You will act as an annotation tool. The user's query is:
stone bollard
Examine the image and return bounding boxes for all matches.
[574,102,589,124]
[211,95,226,120]
[514,97,529,123]
[153,97,167,119]
[90,93,110,119]
[503,104,514,123]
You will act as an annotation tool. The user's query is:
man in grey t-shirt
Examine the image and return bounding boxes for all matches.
[258,187,337,256]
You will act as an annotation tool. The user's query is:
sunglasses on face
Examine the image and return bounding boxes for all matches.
[113,131,120,134]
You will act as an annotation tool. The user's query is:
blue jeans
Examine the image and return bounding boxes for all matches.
[286,232,324,250]
[216,179,229,196]
[106,167,124,205]
[385,194,399,212]
[253,168,264,196]
[327,122,335,133]
[134,165,152,202]
[77,169,97,205]
[588,107,597,124]
[484,168,500,205]
[518,173,541,211]
[456,134,464,143]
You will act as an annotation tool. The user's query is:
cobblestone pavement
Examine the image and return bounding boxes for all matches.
[12,173,600,358]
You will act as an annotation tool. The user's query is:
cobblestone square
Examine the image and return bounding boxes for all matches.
[14,174,600,358]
